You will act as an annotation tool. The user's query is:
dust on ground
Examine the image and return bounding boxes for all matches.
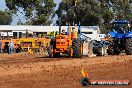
[0,53,131,88]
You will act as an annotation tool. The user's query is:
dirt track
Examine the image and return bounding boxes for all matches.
[0,53,131,88]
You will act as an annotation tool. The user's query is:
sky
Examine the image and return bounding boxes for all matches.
[0,0,61,25]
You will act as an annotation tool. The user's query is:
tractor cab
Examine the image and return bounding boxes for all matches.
[55,26,79,48]
[111,20,130,33]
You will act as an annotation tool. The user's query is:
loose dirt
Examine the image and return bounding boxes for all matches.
[0,53,131,88]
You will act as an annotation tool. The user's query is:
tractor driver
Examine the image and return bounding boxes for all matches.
[61,29,66,35]
[118,26,125,33]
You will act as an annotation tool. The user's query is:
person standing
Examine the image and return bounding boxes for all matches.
[33,33,37,38]
[8,39,14,54]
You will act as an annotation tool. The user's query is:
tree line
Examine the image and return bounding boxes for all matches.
[0,0,132,32]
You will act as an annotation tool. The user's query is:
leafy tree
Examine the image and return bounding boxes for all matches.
[5,0,56,25]
[0,10,12,25]
[98,0,114,33]
[111,0,132,19]
[99,0,132,33]
[56,0,102,26]
[99,0,132,21]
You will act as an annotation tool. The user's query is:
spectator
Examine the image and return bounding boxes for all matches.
[33,33,37,38]
[8,39,14,54]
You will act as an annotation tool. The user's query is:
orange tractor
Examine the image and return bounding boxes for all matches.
[48,26,83,58]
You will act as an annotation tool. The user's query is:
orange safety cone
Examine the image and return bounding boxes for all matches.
[80,69,91,86]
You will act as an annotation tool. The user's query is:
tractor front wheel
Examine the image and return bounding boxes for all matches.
[16,47,22,53]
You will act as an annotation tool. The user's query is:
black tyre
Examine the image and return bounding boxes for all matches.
[16,48,21,53]
[50,38,56,48]
[72,38,82,58]
[126,38,132,55]
[107,41,115,55]
[15,46,22,53]
[47,45,53,58]
[80,77,91,86]
[48,38,57,58]
[68,46,72,58]
[51,38,61,58]
[53,52,60,58]
[115,50,120,55]
[3,44,9,53]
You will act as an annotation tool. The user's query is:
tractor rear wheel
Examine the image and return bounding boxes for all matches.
[126,38,132,55]
[115,50,120,55]
[72,38,82,58]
